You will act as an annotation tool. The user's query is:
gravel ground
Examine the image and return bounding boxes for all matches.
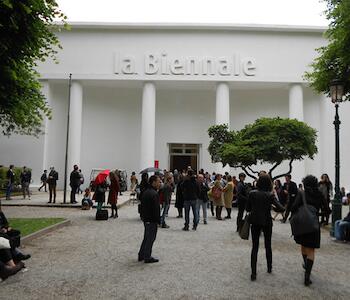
[1,205,350,300]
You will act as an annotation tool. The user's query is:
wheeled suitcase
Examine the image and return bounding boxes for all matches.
[96,209,108,220]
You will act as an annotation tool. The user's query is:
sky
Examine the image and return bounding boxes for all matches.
[56,0,329,26]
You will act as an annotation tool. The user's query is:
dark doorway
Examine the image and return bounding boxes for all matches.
[169,144,199,172]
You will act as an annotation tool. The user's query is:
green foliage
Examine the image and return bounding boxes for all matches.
[305,0,350,100]
[208,118,318,180]
[0,0,67,136]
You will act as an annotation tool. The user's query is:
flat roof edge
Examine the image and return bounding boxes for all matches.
[55,22,327,33]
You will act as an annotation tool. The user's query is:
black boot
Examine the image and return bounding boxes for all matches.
[304,259,314,286]
[225,208,231,219]
[114,206,118,218]
[0,262,24,281]
[302,254,307,270]
[110,207,114,218]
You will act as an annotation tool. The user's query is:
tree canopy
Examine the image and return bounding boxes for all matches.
[0,0,67,136]
[305,0,350,100]
[208,118,318,180]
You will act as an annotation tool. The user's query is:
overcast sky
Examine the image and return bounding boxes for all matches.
[56,0,328,26]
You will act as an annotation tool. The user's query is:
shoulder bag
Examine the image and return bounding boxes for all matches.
[239,213,251,240]
[290,192,319,236]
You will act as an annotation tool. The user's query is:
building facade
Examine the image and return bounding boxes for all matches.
[1,23,349,188]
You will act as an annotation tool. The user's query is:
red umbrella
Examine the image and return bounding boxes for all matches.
[94,169,110,185]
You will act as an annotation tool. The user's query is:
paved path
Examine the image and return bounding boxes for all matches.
[1,204,350,300]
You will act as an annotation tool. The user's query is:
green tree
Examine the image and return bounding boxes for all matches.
[208,118,318,180]
[0,0,67,136]
[305,0,350,100]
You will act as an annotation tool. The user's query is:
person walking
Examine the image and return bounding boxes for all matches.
[175,173,184,218]
[69,165,81,204]
[108,171,120,218]
[38,170,47,192]
[160,175,173,228]
[291,175,328,286]
[318,173,333,225]
[47,167,58,203]
[197,174,209,224]
[5,165,15,200]
[236,173,249,231]
[138,175,161,264]
[246,174,285,281]
[212,174,224,220]
[20,166,31,200]
[223,175,234,219]
[182,170,200,231]
[281,174,298,223]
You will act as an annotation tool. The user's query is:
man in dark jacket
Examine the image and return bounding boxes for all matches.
[69,165,81,204]
[5,165,15,200]
[281,174,299,223]
[181,170,200,231]
[47,167,59,203]
[20,166,31,200]
[197,174,209,225]
[236,173,249,232]
[138,175,161,264]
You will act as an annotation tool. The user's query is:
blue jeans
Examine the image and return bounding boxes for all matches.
[196,199,208,223]
[184,200,198,228]
[6,183,13,199]
[335,220,350,240]
[161,202,170,225]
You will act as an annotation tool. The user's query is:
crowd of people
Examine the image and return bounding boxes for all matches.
[136,166,349,287]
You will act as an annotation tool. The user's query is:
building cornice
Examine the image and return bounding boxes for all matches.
[58,22,327,34]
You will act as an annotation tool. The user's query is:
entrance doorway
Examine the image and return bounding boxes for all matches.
[169,144,199,172]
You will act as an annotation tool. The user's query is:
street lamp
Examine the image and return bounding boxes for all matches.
[329,79,344,236]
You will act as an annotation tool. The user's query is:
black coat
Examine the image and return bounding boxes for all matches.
[140,187,160,224]
[47,170,58,185]
[283,181,298,204]
[70,170,81,187]
[198,182,210,202]
[0,212,9,229]
[182,176,200,201]
[237,181,249,207]
[175,180,184,209]
[246,190,285,227]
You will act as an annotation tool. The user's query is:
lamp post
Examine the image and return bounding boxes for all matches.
[329,79,344,236]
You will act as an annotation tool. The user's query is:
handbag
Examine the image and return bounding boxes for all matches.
[290,192,319,236]
[239,213,251,240]
[212,187,222,200]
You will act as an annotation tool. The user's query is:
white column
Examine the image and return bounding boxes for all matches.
[289,84,304,184]
[140,82,156,171]
[41,80,51,171]
[215,82,230,173]
[68,81,83,169]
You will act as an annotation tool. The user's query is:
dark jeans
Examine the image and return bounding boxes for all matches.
[70,185,78,203]
[49,184,56,203]
[184,200,199,227]
[237,202,246,230]
[138,222,158,260]
[283,200,294,222]
[251,223,272,275]
[39,182,47,192]
[6,183,13,199]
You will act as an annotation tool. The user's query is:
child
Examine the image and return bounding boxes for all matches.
[82,188,93,210]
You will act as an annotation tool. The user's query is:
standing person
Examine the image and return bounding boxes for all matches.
[291,175,328,286]
[173,169,179,186]
[181,170,199,231]
[108,171,120,218]
[212,174,224,220]
[138,175,161,264]
[130,172,138,191]
[160,175,173,228]
[138,173,149,220]
[20,166,31,200]
[5,165,15,200]
[281,174,298,223]
[246,174,285,281]
[272,179,285,221]
[175,174,184,218]
[197,174,209,224]
[78,169,84,194]
[94,179,108,211]
[236,173,249,231]
[223,175,234,219]
[47,167,58,203]
[117,170,124,196]
[38,170,47,192]
[70,165,81,204]
[318,173,333,225]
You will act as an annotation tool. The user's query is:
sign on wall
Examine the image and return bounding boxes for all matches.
[114,53,256,77]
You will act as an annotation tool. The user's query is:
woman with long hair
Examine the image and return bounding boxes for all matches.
[291,175,328,286]
[108,171,120,218]
[318,173,333,225]
[246,174,284,281]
